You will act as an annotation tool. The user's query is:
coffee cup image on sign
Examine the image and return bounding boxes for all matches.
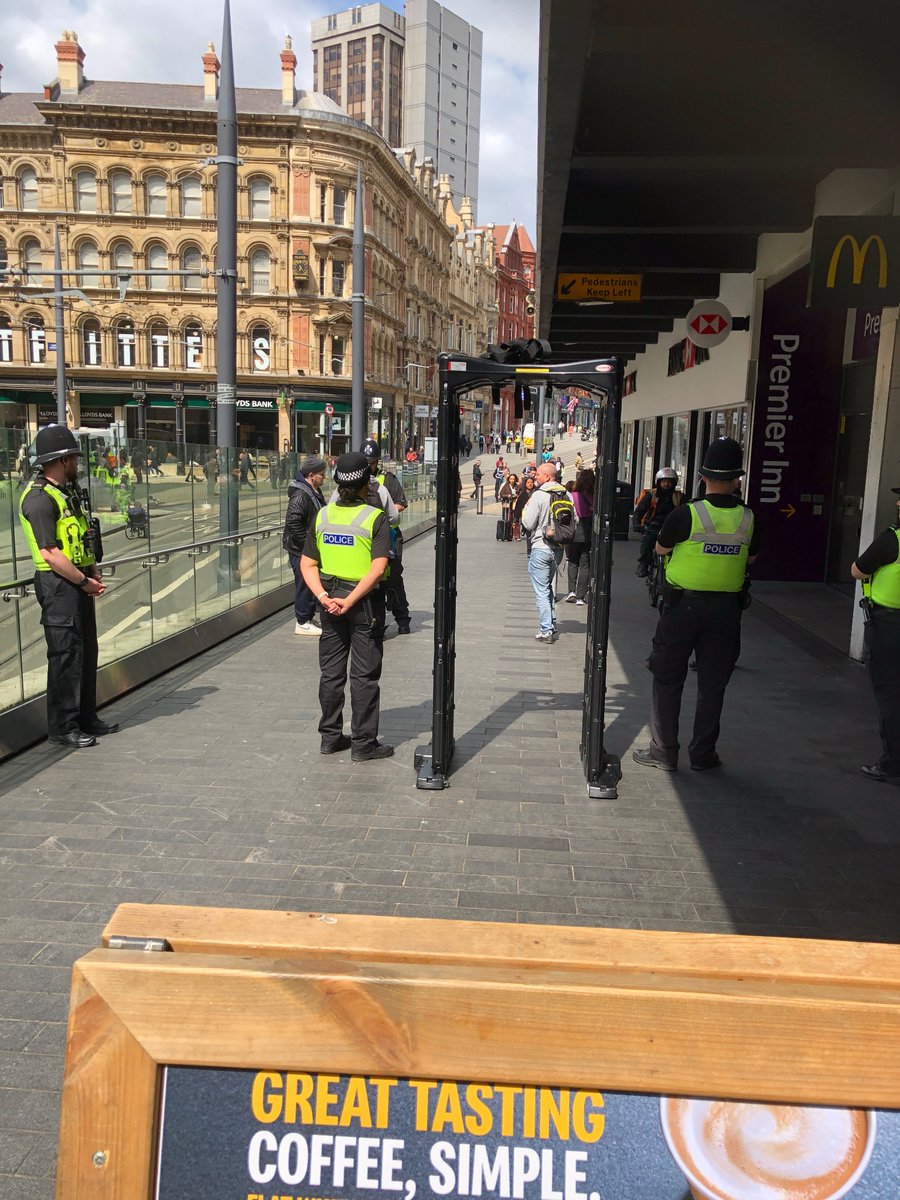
[659,1098,876,1200]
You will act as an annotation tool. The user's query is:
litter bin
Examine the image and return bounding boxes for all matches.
[613,479,632,539]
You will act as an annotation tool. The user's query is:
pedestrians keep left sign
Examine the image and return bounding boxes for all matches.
[685,299,732,349]
[556,273,642,302]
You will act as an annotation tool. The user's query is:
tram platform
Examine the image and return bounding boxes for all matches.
[0,476,899,1197]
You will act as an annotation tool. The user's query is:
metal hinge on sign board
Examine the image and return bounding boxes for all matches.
[107,935,173,952]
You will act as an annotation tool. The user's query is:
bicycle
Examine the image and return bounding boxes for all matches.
[646,552,665,609]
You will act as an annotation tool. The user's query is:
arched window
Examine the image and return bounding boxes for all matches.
[76,240,99,283]
[26,315,45,364]
[116,320,136,367]
[18,166,38,211]
[249,177,271,220]
[250,324,270,372]
[0,237,7,277]
[146,243,168,290]
[181,245,203,290]
[21,238,42,283]
[250,248,270,294]
[184,323,203,370]
[112,241,133,272]
[180,175,202,218]
[82,318,102,366]
[146,172,167,216]
[110,170,132,214]
[74,169,97,213]
[149,321,169,368]
[0,314,13,363]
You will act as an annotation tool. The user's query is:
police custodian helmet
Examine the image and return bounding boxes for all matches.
[700,437,744,480]
[333,452,371,486]
[360,438,380,463]
[33,425,82,466]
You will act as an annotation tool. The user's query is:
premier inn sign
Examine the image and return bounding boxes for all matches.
[809,216,900,308]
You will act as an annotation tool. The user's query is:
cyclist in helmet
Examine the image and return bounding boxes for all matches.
[633,467,684,577]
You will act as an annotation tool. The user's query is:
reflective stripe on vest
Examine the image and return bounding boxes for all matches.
[665,500,753,592]
[864,529,900,608]
[315,502,382,581]
[18,481,94,572]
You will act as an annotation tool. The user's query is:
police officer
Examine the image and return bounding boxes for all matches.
[851,486,900,784]
[19,425,118,748]
[300,452,393,762]
[360,438,411,633]
[633,437,759,772]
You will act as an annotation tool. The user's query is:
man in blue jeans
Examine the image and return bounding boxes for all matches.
[521,462,567,642]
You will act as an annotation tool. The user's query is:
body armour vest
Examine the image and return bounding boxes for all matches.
[19,481,94,572]
[315,502,385,582]
[864,529,900,608]
[665,500,753,592]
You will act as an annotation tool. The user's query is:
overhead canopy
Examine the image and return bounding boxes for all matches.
[538,0,900,360]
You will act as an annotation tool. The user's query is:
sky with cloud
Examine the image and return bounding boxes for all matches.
[3,0,539,233]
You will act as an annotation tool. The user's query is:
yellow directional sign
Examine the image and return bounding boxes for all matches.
[557,273,643,302]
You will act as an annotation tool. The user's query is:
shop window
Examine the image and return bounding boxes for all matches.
[75,169,97,213]
[182,245,203,290]
[149,321,169,368]
[26,315,45,364]
[82,318,102,366]
[147,243,168,290]
[250,249,271,294]
[18,166,38,211]
[249,177,271,221]
[116,320,136,367]
[146,172,167,216]
[110,170,132,214]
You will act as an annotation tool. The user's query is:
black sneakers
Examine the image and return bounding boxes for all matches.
[351,742,395,762]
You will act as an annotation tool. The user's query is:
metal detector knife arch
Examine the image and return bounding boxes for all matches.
[414,352,624,798]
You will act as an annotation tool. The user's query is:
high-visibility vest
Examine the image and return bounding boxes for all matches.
[863,529,900,608]
[665,500,753,592]
[19,480,95,571]
[315,501,384,582]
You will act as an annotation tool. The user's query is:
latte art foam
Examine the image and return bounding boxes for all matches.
[666,1100,868,1200]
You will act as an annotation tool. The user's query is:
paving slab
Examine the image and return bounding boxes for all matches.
[1,463,899,1196]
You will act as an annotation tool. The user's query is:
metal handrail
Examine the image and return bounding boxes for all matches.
[0,523,283,600]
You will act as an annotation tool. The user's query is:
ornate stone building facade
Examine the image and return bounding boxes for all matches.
[0,31,453,459]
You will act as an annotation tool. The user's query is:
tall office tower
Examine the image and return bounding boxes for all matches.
[311,3,407,146]
[403,0,481,215]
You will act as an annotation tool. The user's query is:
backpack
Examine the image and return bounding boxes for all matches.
[544,489,577,545]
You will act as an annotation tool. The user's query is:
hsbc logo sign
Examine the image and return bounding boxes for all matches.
[685,300,733,349]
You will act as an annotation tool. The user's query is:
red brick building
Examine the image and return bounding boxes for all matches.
[493,221,535,431]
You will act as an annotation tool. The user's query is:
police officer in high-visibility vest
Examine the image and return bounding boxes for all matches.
[300,452,394,761]
[360,438,411,633]
[851,486,900,784]
[18,425,118,748]
[633,437,759,772]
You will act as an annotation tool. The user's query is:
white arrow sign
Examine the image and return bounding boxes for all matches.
[685,299,733,349]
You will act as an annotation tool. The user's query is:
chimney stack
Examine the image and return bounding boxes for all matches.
[203,42,220,101]
[281,34,297,106]
[459,196,475,229]
[55,31,85,95]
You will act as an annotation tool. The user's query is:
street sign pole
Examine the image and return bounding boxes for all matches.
[53,228,67,426]
[351,165,365,449]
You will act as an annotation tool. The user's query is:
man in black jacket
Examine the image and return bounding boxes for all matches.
[282,457,327,635]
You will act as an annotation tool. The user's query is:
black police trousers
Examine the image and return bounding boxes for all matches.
[865,606,900,775]
[647,591,742,767]
[34,571,99,737]
[318,590,386,750]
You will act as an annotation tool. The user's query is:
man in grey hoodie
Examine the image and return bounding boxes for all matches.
[521,462,570,642]
[282,458,327,635]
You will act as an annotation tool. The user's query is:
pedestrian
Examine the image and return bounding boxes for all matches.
[506,431,513,454]
[500,473,520,539]
[564,467,594,606]
[300,452,393,761]
[554,455,564,478]
[493,457,507,502]
[18,425,118,748]
[851,485,900,784]
[204,449,218,505]
[130,446,144,486]
[465,436,472,458]
[470,459,483,500]
[513,475,534,544]
[268,453,280,489]
[514,430,521,455]
[632,437,758,773]
[521,461,572,642]
[633,468,685,577]
[360,438,411,634]
[283,457,327,636]
[575,451,584,474]
[238,449,256,488]
[478,433,485,454]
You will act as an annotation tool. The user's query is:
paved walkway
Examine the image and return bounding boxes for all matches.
[1,481,899,1197]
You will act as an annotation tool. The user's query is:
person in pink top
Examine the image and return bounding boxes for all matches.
[564,468,595,605]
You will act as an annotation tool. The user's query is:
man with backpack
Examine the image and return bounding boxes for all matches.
[521,463,576,642]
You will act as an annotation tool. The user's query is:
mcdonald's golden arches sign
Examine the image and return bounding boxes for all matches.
[809,216,900,308]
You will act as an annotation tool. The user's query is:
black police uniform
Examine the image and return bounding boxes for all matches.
[303,498,392,750]
[20,477,100,738]
[374,468,410,628]
[855,523,900,780]
[647,495,760,769]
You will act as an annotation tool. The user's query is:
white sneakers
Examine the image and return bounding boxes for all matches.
[564,592,577,603]
[295,621,322,636]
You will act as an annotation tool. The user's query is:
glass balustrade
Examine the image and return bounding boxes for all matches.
[0,427,437,717]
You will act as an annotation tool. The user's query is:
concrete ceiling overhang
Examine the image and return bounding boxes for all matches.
[538,0,900,361]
